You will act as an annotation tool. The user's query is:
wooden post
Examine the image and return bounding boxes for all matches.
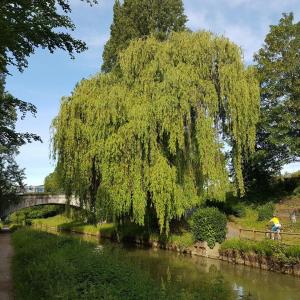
[239,228,242,239]
[253,230,255,240]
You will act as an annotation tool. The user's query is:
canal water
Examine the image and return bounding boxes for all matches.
[54,230,300,300]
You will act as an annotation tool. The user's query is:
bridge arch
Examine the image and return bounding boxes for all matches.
[0,194,81,219]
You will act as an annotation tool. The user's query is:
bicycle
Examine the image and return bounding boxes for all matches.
[265,225,281,240]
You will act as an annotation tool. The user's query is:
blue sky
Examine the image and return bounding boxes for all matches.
[6,0,300,185]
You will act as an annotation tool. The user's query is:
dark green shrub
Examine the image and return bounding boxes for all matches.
[9,205,64,225]
[231,203,246,218]
[190,207,227,248]
[26,205,64,219]
[24,219,32,226]
[285,245,300,260]
[117,221,150,242]
[293,185,300,196]
[257,202,275,221]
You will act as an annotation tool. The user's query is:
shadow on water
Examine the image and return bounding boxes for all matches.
[49,229,300,300]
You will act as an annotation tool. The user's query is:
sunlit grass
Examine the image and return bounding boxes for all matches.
[32,215,115,237]
[231,206,300,245]
[231,208,267,230]
[12,228,164,299]
[168,231,195,248]
[32,214,71,227]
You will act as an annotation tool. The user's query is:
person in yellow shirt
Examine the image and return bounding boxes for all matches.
[269,214,281,240]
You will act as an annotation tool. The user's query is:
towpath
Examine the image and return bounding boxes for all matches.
[0,227,14,300]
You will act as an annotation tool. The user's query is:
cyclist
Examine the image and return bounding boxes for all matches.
[269,213,281,240]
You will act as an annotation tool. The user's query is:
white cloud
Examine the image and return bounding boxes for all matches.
[185,0,290,63]
[186,10,208,30]
[224,25,262,62]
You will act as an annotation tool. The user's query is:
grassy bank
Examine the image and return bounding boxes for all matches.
[12,228,232,299]
[32,215,116,237]
[220,238,300,265]
[230,207,267,230]
[230,194,300,232]
[12,229,164,299]
[32,215,195,248]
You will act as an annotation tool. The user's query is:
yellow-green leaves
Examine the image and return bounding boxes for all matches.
[53,32,259,233]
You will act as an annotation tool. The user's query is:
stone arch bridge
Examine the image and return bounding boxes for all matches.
[0,194,80,219]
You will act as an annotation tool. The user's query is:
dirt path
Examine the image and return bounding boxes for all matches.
[226,222,240,239]
[0,228,14,300]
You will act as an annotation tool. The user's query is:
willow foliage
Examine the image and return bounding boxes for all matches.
[53,32,259,232]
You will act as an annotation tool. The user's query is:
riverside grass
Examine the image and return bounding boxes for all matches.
[12,229,162,300]
[31,215,194,248]
[12,228,233,300]
[220,238,300,264]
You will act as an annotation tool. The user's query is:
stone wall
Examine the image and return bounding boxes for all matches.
[219,249,300,277]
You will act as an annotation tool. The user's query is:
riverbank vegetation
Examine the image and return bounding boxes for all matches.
[220,238,300,265]
[32,214,115,237]
[12,228,234,300]
[30,214,195,248]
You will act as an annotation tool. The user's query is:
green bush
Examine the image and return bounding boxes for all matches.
[9,224,23,232]
[257,202,275,221]
[285,245,300,260]
[9,205,64,225]
[190,207,227,248]
[168,232,195,248]
[220,238,253,253]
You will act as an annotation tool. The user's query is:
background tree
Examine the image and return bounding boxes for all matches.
[101,0,187,72]
[0,75,40,212]
[244,13,300,193]
[44,168,64,194]
[0,0,98,73]
[53,32,260,233]
[1,0,98,213]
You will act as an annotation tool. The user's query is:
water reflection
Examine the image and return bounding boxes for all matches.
[43,229,300,300]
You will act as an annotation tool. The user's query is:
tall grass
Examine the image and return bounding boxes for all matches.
[12,229,163,299]
[12,228,233,299]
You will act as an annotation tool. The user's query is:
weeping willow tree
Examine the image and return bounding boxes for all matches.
[53,32,259,232]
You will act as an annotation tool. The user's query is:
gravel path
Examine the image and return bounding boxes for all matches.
[0,228,14,300]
